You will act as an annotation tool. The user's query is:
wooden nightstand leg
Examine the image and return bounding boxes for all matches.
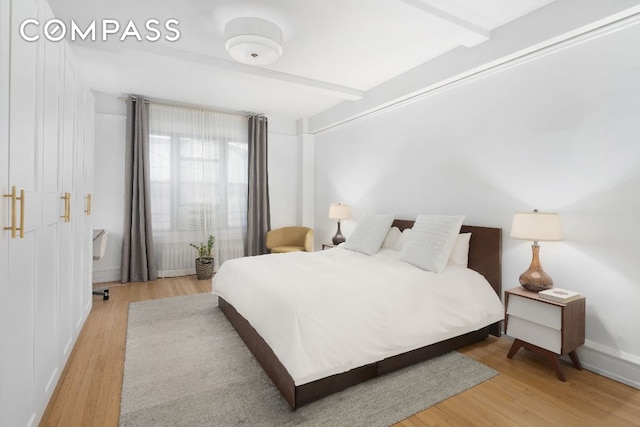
[569,350,583,371]
[546,353,567,382]
[506,339,524,359]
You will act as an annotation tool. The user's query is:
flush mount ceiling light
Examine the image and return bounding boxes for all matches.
[224,17,283,66]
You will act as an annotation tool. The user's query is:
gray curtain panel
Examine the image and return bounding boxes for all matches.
[121,95,157,282]
[246,116,271,256]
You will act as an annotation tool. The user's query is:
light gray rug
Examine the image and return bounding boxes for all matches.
[120,294,497,427]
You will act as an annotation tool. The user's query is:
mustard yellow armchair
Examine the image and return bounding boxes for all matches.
[266,226,314,253]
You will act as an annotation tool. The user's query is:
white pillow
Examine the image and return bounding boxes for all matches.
[376,247,401,260]
[400,229,471,265]
[381,226,402,249]
[343,213,395,255]
[399,228,411,250]
[393,228,412,251]
[448,233,471,266]
[399,215,465,273]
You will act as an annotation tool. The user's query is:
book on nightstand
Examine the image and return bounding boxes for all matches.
[539,287,581,303]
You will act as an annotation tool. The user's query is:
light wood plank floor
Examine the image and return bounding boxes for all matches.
[41,276,640,426]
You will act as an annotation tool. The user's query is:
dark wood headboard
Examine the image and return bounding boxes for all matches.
[392,219,502,298]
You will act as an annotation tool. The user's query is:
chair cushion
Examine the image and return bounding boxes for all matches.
[266,226,313,252]
[271,246,305,253]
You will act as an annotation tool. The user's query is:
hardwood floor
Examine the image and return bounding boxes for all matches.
[41,276,640,426]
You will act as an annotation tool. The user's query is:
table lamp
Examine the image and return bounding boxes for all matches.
[510,209,563,292]
[328,203,351,245]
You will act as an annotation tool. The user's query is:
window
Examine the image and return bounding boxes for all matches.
[148,103,248,276]
[150,134,247,231]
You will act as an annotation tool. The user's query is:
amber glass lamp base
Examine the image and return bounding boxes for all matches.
[519,244,554,292]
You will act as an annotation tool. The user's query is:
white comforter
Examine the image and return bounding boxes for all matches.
[213,247,503,385]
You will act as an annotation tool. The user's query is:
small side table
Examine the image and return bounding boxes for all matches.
[322,243,336,250]
[504,286,585,381]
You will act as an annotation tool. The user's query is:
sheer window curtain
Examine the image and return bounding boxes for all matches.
[148,104,248,277]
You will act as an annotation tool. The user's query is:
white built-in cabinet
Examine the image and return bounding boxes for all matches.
[0,0,95,425]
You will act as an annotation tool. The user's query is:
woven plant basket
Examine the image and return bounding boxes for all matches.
[195,257,214,280]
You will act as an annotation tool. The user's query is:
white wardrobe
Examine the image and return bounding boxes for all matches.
[0,0,95,425]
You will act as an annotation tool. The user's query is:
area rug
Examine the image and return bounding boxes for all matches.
[120,294,498,427]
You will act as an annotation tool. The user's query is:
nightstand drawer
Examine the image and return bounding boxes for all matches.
[507,294,561,330]
[507,316,561,353]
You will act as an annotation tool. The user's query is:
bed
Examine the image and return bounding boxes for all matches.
[214,219,502,409]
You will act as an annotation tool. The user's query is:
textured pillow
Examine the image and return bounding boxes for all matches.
[393,228,412,251]
[448,233,472,266]
[343,213,395,255]
[399,228,412,250]
[399,215,465,273]
[381,227,402,249]
[399,229,471,265]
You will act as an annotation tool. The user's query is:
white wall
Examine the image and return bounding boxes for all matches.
[91,91,126,283]
[313,21,640,386]
[91,92,299,282]
[268,131,299,229]
[91,112,126,283]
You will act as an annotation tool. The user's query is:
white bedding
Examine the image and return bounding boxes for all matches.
[213,247,504,385]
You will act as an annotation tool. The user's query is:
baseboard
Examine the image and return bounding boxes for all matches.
[505,333,640,389]
[93,268,120,283]
[577,340,640,389]
[84,299,92,317]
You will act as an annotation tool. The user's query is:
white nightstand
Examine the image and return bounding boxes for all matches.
[504,286,585,381]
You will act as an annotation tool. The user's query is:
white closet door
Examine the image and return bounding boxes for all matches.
[70,52,85,331]
[34,2,63,416]
[0,0,40,425]
[80,89,95,314]
[1,1,94,425]
[57,43,76,360]
[0,7,10,408]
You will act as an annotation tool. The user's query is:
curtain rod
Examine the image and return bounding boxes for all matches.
[118,95,264,118]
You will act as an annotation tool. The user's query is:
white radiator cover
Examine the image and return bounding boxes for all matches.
[155,238,245,278]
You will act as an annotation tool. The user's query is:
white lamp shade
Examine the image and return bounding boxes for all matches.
[511,211,563,242]
[329,203,351,220]
[225,17,282,65]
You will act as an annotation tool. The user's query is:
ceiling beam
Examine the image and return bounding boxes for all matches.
[398,0,491,47]
[310,0,640,133]
[69,42,365,101]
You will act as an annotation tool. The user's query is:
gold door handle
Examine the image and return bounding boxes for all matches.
[3,186,16,237]
[85,193,92,215]
[60,192,71,222]
[3,186,25,238]
[60,193,66,222]
[18,188,24,238]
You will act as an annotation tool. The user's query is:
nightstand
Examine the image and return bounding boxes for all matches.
[321,243,336,250]
[504,286,585,381]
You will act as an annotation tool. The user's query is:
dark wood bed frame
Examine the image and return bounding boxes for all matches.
[218,220,502,409]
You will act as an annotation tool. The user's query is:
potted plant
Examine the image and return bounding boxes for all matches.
[190,235,215,280]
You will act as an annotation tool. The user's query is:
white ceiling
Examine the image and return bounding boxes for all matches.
[47,0,560,120]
